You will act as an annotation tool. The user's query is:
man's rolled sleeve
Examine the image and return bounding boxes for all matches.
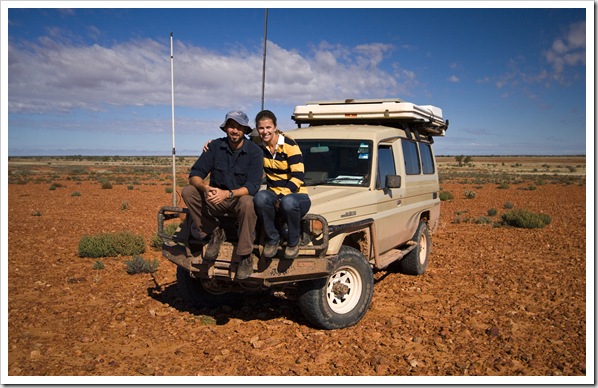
[189,141,217,179]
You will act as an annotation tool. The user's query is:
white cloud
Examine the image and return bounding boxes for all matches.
[8,36,415,115]
[544,21,586,82]
[448,75,459,83]
[8,38,169,113]
[486,20,586,97]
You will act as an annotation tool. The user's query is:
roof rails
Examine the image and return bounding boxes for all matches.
[292,98,449,136]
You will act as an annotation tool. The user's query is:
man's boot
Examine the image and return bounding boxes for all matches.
[236,255,254,280]
[204,228,226,260]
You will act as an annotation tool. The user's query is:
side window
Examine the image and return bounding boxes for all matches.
[401,140,421,175]
[420,143,435,174]
[377,145,395,188]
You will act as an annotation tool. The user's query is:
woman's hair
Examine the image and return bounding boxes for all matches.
[255,110,277,127]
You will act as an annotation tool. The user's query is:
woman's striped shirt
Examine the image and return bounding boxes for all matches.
[258,133,308,198]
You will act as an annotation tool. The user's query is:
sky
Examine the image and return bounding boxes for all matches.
[2,1,593,156]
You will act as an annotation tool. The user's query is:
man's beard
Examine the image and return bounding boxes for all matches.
[227,133,245,147]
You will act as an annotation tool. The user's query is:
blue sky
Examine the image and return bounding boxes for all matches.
[3,2,592,156]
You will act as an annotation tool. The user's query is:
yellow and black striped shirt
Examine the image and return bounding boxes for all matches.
[257,133,308,198]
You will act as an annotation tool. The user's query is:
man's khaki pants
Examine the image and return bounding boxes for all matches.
[181,185,257,256]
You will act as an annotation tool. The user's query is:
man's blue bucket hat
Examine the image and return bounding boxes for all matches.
[220,111,252,134]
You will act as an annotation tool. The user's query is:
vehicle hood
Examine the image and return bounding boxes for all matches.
[306,185,376,225]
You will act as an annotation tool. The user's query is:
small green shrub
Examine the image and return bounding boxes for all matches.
[92,260,105,270]
[464,190,476,199]
[452,210,470,224]
[497,183,510,189]
[439,191,454,201]
[504,201,514,209]
[487,208,498,217]
[121,201,129,210]
[71,191,82,197]
[125,255,159,274]
[474,216,494,225]
[501,209,551,229]
[149,235,162,249]
[453,215,470,223]
[165,187,173,194]
[49,184,57,191]
[199,315,217,325]
[31,211,42,216]
[101,182,113,189]
[78,231,146,258]
[127,185,134,190]
[150,222,180,249]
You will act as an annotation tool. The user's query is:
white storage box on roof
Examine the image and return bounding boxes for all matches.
[292,98,448,136]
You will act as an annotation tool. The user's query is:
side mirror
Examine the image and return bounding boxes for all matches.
[385,175,401,188]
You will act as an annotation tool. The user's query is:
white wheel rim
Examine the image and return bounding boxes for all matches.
[419,233,427,266]
[326,266,363,314]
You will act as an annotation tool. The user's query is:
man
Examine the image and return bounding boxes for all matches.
[181,111,263,279]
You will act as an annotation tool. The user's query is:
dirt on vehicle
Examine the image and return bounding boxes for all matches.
[6,157,587,379]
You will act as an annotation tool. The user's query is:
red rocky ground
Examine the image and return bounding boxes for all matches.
[6,163,588,381]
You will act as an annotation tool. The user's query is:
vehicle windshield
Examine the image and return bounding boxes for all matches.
[297,139,373,186]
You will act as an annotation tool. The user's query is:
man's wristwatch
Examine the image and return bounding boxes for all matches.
[228,190,234,199]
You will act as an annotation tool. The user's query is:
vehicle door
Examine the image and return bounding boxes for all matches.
[374,140,408,253]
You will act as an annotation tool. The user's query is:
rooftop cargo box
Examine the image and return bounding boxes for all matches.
[292,98,448,136]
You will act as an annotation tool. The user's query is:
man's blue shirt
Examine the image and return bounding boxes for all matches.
[189,137,263,196]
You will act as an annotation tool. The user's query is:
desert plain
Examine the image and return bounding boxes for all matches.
[5,155,589,380]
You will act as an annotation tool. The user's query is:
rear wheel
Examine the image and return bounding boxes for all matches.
[398,221,430,275]
[176,266,240,308]
[298,246,374,330]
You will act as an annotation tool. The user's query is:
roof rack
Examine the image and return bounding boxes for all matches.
[292,98,449,136]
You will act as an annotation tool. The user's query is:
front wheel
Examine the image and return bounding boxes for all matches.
[298,246,374,330]
[398,221,430,275]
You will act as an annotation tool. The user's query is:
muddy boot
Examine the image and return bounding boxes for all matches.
[204,228,226,260]
[284,245,299,259]
[236,255,253,280]
[263,241,279,259]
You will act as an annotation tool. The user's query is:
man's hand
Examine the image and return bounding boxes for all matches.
[205,186,227,205]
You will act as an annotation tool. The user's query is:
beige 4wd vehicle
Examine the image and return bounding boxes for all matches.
[158,98,448,329]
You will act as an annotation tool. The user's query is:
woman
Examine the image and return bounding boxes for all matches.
[253,110,311,259]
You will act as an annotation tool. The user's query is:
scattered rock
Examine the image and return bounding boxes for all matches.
[487,326,500,338]
[30,350,42,360]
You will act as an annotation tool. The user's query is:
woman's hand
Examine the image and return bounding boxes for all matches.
[203,140,212,153]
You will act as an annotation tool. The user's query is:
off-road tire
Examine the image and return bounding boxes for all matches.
[176,266,239,308]
[298,246,374,330]
[398,221,430,275]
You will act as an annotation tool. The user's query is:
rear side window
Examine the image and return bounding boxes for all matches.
[420,143,435,174]
[401,140,421,175]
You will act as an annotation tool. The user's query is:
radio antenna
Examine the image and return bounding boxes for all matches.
[261,9,268,111]
[170,32,177,206]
